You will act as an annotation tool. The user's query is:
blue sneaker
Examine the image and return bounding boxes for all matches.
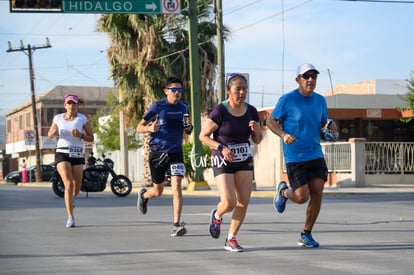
[209,209,222,239]
[298,232,320,248]
[273,181,288,213]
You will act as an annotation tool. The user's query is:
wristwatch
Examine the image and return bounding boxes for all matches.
[217,143,224,152]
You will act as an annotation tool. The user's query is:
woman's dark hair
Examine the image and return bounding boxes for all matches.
[226,73,247,89]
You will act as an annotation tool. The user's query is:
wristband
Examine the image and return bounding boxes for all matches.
[217,143,224,152]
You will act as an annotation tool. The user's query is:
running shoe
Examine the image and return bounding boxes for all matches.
[66,217,75,228]
[171,222,187,237]
[137,188,148,214]
[273,181,288,213]
[224,237,244,252]
[298,232,320,248]
[209,209,222,239]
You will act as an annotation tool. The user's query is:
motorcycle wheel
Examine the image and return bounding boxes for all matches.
[110,175,132,197]
[52,177,65,197]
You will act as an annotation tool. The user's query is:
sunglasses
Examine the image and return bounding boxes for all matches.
[166,87,183,93]
[301,73,318,80]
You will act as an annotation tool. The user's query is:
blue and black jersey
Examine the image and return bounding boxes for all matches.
[143,98,189,153]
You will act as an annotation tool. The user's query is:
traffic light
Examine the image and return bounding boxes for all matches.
[10,0,63,12]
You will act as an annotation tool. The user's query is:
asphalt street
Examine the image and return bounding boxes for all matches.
[0,183,413,275]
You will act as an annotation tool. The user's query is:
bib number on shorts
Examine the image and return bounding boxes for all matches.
[69,146,84,158]
[170,162,185,177]
[228,143,252,162]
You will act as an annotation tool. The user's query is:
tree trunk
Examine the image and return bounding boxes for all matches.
[142,132,152,187]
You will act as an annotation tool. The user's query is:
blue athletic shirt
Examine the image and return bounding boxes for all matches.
[271,89,329,163]
[143,98,189,153]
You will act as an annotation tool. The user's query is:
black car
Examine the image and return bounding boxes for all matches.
[5,164,56,184]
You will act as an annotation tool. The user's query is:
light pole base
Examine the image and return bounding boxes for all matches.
[186,181,210,191]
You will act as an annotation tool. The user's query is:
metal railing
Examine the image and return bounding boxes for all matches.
[365,142,414,174]
[322,142,352,173]
[320,141,414,174]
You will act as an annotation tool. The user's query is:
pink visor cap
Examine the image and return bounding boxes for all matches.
[64,94,79,104]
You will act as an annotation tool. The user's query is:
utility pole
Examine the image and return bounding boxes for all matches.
[118,86,128,176]
[215,0,225,102]
[7,38,52,182]
[186,0,209,190]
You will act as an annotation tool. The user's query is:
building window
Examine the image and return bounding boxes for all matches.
[7,120,11,133]
[26,112,31,128]
[19,115,23,130]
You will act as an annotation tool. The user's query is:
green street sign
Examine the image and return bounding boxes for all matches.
[63,0,180,14]
[9,0,180,14]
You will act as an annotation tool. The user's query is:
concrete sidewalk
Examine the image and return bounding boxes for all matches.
[2,180,413,198]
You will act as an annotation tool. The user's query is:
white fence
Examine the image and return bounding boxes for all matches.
[320,141,414,187]
[365,142,414,174]
[321,141,414,175]
[322,142,352,173]
[106,140,414,187]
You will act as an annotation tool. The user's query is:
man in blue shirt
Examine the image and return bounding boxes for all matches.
[266,63,337,248]
[136,77,193,237]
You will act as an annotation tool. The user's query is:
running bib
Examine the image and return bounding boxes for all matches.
[69,146,85,158]
[170,162,185,177]
[228,143,252,162]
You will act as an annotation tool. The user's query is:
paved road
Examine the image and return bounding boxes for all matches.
[0,184,413,275]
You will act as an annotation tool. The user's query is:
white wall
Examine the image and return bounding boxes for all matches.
[96,148,144,183]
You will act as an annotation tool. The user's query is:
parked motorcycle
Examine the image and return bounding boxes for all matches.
[51,157,132,197]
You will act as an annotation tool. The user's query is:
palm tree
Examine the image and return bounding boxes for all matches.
[98,0,229,185]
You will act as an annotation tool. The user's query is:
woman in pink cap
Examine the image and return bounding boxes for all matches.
[47,94,94,228]
[20,159,27,183]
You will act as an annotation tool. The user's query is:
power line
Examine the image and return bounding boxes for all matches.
[224,0,264,16]
[234,0,313,32]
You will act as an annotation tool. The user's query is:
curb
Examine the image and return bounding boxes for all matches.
[2,181,414,198]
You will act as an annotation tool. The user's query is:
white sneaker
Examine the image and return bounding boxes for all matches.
[171,222,187,236]
[66,217,75,228]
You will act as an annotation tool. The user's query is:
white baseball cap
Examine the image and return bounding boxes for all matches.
[297,63,319,76]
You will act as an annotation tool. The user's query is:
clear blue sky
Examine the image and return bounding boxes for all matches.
[1,0,413,114]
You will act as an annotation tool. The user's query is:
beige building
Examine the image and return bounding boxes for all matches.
[3,85,115,175]
[325,79,407,96]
